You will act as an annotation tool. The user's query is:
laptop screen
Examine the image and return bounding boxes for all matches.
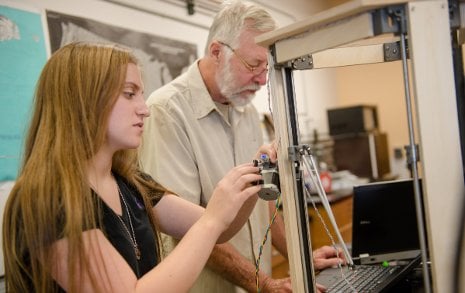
[351,179,424,261]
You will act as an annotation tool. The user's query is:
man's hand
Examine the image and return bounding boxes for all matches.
[313,245,347,271]
[260,275,292,293]
[260,274,327,293]
[316,282,327,293]
[254,142,277,162]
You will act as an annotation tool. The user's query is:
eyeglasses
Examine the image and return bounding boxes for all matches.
[218,41,268,76]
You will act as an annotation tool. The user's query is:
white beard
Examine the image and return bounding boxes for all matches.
[216,60,260,107]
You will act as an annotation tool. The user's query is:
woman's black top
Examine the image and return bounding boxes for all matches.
[25,174,161,292]
[99,173,160,277]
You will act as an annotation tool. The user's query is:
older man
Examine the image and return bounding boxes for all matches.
[139,1,344,292]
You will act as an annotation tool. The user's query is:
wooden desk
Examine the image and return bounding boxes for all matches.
[272,193,353,279]
[307,193,353,250]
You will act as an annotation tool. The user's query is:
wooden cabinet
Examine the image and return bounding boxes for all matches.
[333,133,390,181]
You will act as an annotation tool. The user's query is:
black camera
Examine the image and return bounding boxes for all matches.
[253,154,280,201]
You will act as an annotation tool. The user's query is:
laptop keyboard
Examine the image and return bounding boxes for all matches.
[326,264,400,292]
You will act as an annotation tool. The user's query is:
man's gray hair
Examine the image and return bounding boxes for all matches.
[204,0,276,55]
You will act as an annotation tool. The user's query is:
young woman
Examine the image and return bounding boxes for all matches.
[2,42,267,292]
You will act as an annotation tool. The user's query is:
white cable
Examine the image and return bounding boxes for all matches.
[301,154,354,267]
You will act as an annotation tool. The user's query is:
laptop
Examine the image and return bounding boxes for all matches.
[315,179,426,292]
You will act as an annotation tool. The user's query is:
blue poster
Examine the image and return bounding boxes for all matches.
[0,5,47,180]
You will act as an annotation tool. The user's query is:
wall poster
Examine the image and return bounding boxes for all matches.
[0,4,48,181]
[46,10,198,97]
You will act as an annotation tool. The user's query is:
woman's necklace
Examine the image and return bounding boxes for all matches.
[115,179,141,260]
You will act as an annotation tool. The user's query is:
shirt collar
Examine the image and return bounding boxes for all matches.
[187,60,217,120]
[187,60,248,119]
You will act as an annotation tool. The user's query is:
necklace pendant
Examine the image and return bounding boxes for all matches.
[135,246,141,260]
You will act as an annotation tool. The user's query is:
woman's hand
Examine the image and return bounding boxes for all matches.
[203,163,261,234]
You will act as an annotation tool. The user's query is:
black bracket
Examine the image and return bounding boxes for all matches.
[286,54,314,70]
[270,44,278,68]
[288,145,313,162]
[272,51,313,70]
[372,5,407,36]
[186,0,195,15]
[404,144,420,165]
[449,0,460,29]
[384,41,409,62]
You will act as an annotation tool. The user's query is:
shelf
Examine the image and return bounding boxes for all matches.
[257,1,464,292]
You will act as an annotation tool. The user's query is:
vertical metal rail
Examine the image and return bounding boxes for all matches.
[397,7,432,293]
[450,2,465,291]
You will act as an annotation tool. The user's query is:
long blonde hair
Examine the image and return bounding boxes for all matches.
[3,42,163,292]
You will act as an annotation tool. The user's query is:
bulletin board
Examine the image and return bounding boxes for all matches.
[0,5,47,181]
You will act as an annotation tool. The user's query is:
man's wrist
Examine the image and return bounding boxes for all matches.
[257,271,272,291]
